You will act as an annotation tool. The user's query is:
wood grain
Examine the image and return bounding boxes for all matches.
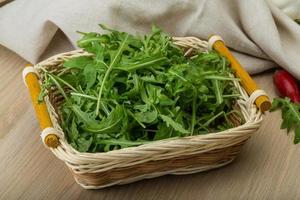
[0,44,300,200]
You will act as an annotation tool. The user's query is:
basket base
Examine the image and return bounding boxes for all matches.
[71,139,247,189]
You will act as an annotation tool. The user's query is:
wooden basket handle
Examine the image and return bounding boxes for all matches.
[208,36,271,112]
[23,65,59,148]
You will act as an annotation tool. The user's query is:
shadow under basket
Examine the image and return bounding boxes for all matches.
[25,36,263,189]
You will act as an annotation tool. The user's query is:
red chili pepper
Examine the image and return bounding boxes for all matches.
[273,70,300,103]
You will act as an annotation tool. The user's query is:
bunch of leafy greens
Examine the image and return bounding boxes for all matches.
[271,98,300,144]
[38,25,242,152]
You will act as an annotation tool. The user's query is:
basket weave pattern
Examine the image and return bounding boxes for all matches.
[35,37,262,189]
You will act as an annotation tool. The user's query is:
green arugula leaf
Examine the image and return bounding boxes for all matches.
[69,118,79,141]
[154,123,172,140]
[295,127,300,144]
[63,56,93,69]
[271,98,300,144]
[134,109,158,124]
[71,105,98,125]
[160,114,190,134]
[84,63,97,89]
[76,137,93,152]
[83,105,124,134]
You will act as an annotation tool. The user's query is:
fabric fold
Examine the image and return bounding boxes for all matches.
[0,0,299,78]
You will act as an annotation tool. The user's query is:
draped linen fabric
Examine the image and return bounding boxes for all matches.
[0,0,300,78]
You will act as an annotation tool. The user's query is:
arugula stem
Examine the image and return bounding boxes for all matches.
[169,70,188,82]
[190,89,197,135]
[213,80,223,105]
[96,34,129,115]
[78,38,105,46]
[98,60,109,69]
[203,111,224,127]
[127,110,146,128]
[222,57,226,71]
[100,102,110,116]
[99,139,149,146]
[206,94,240,98]
[115,57,167,71]
[70,92,113,102]
[52,74,79,93]
[57,68,71,76]
[47,74,69,101]
[40,67,79,93]
[71,92,97,100]
[195,125,209,133]
[201,71,218,75]
[204,75,240,81]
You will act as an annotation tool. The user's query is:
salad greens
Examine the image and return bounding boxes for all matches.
[39,25,242,152]
[271,98,300,144]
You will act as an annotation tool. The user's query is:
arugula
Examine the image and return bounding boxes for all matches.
[160,114,190,134]
[95,34,129,115]
[39,25,242,152]
[271,98,300,144]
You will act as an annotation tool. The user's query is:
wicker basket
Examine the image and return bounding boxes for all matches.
[24,36,265,189]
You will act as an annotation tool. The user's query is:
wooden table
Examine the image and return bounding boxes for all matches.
[1,44,299,200]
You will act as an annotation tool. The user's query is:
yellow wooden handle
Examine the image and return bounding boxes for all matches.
[24,65,59,148]
[209,36,271,112]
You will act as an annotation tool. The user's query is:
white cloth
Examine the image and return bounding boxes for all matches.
[273,0,300,19]
[0,0,300,78]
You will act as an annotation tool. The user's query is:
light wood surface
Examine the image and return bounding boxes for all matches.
[1,43,300,200]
